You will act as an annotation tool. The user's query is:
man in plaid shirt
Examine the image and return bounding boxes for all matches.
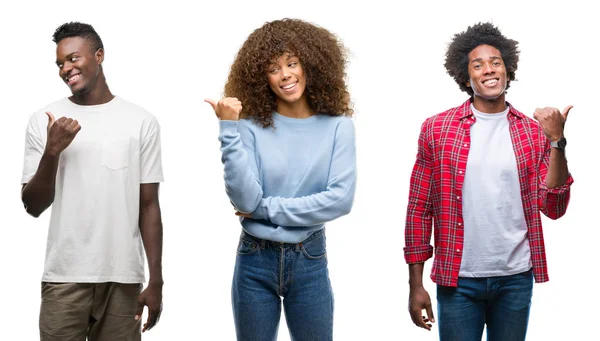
[404,22,574,341]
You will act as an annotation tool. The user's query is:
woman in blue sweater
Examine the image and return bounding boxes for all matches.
[206,18,357,341]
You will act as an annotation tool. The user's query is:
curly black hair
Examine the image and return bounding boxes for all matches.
[52,22,104,52]
[224,18,353,128]
[444,22,520,96]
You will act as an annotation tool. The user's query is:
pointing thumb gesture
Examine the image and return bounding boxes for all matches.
[204,97,242,121]
[562,105,573,123]
[45,111,56,130]
[204,99,217,112]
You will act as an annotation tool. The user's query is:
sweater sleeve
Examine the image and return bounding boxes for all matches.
[250,118,356,226]
[218,120,263,214]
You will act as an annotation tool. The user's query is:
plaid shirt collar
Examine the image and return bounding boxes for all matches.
[456,98,526,121]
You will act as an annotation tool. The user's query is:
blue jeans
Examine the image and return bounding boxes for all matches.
[232,229,333,341]
[436,269,534,341]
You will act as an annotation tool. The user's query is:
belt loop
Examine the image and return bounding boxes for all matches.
[295,242,301,252]
[260,239,266,249]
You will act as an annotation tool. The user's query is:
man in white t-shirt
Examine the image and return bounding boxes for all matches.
[21,22,164,340]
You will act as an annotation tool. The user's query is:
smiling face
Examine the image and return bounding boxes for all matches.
[266,52,307,106]
[56,36,103,95]
[466,44,507,104]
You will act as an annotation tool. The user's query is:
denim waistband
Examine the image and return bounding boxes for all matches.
[240,228,325,250]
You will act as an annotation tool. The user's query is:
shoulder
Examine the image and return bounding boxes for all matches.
[318,114,355,131]
[423,103,465,130]
[25,98,71,134]
[114,96,159,122]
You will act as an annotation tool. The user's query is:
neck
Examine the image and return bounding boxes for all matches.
[275,95,315,119]
[472,94,507,114]
[69,72,114,106]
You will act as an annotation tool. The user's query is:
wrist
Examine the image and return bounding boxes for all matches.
[43,148,61,158]
[550,136,567,150]
[148,278,164,287]
[409,282,424,290]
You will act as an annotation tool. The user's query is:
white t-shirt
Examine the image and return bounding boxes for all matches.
[21,96,164,283]
[458,104,531,277]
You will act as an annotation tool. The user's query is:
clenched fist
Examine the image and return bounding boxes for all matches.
[204,97,242,121]
[44,111,81,156]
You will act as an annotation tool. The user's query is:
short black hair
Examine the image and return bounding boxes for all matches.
[444,22,520,96]
[52,22,103,52]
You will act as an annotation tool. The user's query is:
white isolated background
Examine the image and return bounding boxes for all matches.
[0,0,596,340]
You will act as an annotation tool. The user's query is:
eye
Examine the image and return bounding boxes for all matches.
[473,64,482,69]
[493,61,501,66]
[57,63,63,69]
[268,67,279,74]
[71,56,79,62]
[289,61,297,68]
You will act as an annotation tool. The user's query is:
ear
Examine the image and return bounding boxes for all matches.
[95,48,105,65]
[465,80,471,88]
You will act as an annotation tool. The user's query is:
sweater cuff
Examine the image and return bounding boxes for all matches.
[250,199,268,220]
[218,120,239,140]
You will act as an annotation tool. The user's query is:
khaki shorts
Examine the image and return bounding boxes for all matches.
[39,282,142,341]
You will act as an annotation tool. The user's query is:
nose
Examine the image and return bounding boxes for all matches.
[61,61,74,76]
[281,66,291,80]
[482,62,494,75]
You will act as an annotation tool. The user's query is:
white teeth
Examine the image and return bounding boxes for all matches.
[483,79,498,84]
[282,82,296,89]
[68,74,80,82]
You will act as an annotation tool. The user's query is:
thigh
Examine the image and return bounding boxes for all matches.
[88,283,142,341]
[39,282,93,341]
[284,232,333,341]
[232,235,281,341]
[487,270,533,341]
[436,279,486,341]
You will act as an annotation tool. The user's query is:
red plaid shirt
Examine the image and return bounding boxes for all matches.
[404,99,574,287]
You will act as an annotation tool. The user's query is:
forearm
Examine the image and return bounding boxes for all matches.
[545,148,569,188]
[219,121,263,213]
[252,173,356,226]
[409,263,425,289]
[21,152,60,217]
[140,201,163,285]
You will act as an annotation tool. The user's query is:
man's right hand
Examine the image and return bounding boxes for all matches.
[409,286,435,331]
[45,111,81,156]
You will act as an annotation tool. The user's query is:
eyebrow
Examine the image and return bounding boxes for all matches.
[470,56,502,64]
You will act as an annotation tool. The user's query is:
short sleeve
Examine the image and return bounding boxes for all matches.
[140,118,164,183]
[21,114,46,184]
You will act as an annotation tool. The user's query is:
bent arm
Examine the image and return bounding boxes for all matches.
[21,125,59,218]
[250,119,356,226]
[538,138,573,220]
[219,120,263,213]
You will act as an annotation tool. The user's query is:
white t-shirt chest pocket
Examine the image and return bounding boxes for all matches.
[102,138,131,171]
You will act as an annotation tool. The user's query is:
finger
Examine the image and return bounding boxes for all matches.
[134,300,144,321]
[45,112,56,127]
[64,118,74,126]
[68,119,80,130]
[409,309,420,326]
[143,310,157,332]
[204,99,217,111]
[410,309,429,329]
[562,105,573,121]
[426,303,435,323]
[416,313,431,330]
